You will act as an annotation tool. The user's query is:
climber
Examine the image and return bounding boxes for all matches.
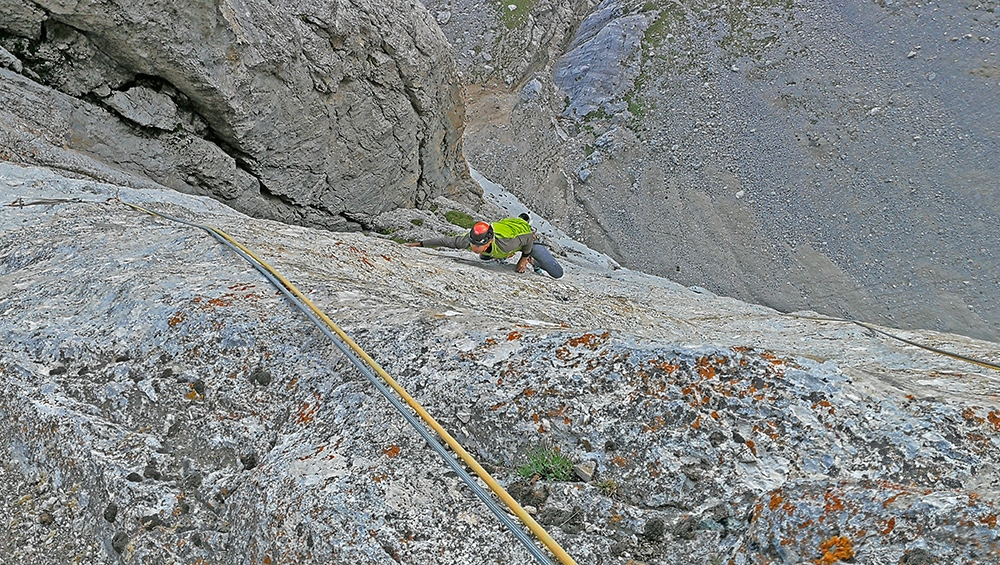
[406,214,564,278]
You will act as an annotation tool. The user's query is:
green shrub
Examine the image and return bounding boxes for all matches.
[444,210,476,229]
[410,218,424,226]
[517,446,574,481]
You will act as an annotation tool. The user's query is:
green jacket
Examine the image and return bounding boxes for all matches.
[420,217,536,259]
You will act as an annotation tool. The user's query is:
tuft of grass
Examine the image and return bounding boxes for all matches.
[499,0,538,30]
[410,218,424,226]
[596,479,618,496]
[517,446,574,481]
[444,210,476,229]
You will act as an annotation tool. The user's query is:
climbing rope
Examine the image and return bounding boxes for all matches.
[785,313,1000,372]
[114,201,576,565]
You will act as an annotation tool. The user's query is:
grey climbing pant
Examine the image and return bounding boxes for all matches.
[530,245,563,278]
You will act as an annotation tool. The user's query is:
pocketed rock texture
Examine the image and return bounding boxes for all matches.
[2,162,1000,564]
[0,0,479,229]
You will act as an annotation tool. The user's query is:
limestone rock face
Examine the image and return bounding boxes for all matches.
[0,0,479,230]
[3,162,1000,564]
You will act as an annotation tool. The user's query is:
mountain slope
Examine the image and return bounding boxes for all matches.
[434,0,1000,344]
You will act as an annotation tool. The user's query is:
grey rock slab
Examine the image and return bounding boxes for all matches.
[2,163,1000,563]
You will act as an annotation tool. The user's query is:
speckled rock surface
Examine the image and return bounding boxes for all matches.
[2,162,1000,564]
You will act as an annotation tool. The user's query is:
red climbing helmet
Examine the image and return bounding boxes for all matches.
[469,221,494,245]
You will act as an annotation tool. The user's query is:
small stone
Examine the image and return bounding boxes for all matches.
[111,532,129,554]
[508,481,549,508]
[104,502,118,523]
[184,471,203,489]
[900,548,936,565]
[38,512,54,525]
[672,515,698,540]
[125,472,143,482]
[251,367,272,386]
[140,514,164,530]
[143,465,161,481]
[573,461,597,482]
[240,453,258,470]
[643,517,665,541]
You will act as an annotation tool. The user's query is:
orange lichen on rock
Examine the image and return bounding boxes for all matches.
[823,490,845,513]
[814,536,854,564]
[167,311,186,327]
[655,361,678,373]
[567,331,610,348]
[988,411,1000,431]
[643,415,666,433]
[761,351,785,365]
[296,402,316,424]
[769,492,784,511]
[963,407,985,425]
